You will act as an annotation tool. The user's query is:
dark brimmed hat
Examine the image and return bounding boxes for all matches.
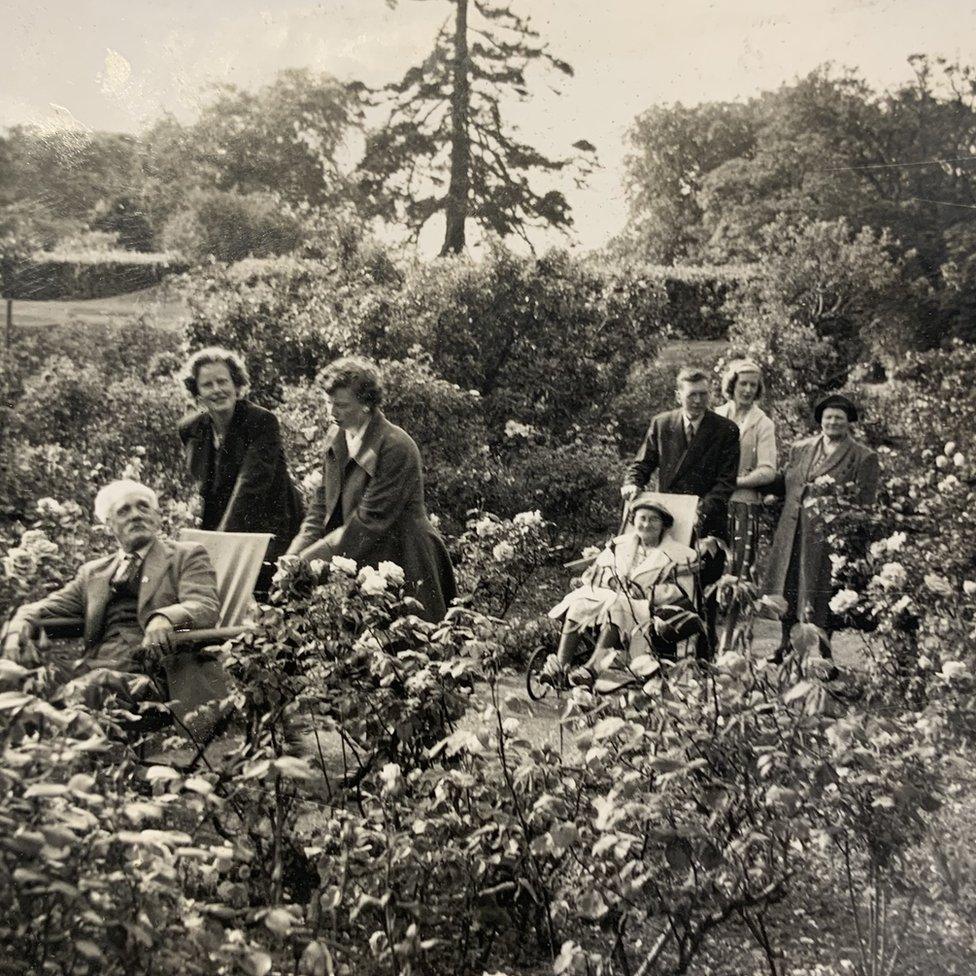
[629,494,675,528]
[814,393,859,424]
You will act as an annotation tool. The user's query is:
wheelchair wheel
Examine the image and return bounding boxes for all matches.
[525,631,596,702]
[526,645,558,701]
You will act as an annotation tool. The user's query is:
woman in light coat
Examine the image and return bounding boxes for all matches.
[546,496,700,684]
[714,359,777,578]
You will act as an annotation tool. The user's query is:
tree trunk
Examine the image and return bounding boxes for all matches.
[441,0,470,255]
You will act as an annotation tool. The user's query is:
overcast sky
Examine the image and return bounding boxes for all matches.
[3,0,975,251]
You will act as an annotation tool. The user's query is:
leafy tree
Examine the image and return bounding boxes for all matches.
[159,188,305,263]
[724,216,908,401]
[143,68,364,217]
[623,58,976,346]
[359,0,596,254]
[617,101,756,263]
[0,126,144,226]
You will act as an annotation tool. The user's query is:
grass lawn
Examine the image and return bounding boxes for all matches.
[5,286,189,332]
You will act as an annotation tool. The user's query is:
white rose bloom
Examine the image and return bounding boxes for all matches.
[964,580,976,596]
[944,441,957,456]
[377,561,405,586]
[829,589,859,614]
[940,661,969,680]
[877,562,907,590]
[302,469,324,492]
[330,555,358,575]
[308,559,325,577]
[34,498,63,517]
[492,541,516,562]
[513,510,543,529]
[924,573,953,597]
[474,517,499,538]
[954,452,966,467]
[885,531,906,552]
[379,762,403,797]
[358,567,388,596]
[935,455,950,470]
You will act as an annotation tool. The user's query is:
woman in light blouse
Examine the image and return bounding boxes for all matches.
[714,359,777,578]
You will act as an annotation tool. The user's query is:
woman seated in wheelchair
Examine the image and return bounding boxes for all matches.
[543,494,702,688]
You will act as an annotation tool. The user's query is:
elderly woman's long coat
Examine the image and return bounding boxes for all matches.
[764,434,879,629]
[288,410,456,621]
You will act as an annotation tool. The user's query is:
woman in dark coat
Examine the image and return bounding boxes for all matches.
[763,393,879,661]
[178,347,305,596]
[286,356,456,622]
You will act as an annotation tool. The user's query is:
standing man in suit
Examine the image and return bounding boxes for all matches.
[2,479,220,720]
[621,367,740,658]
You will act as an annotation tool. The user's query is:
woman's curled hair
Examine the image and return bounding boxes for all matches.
[182,347,250,398]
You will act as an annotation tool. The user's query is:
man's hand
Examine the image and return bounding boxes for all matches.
[2,618,39,665]
[620,484,639,501]
[142,615,175,653]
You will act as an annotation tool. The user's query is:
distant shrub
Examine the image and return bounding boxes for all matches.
[380,245,667,438]
[636,263,750,340]
[160,188,306,264]
[11,358,187,511]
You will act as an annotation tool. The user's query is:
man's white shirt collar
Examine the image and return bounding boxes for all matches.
[112,541,153,582]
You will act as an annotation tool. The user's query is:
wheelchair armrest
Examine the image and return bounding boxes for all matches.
[169,626,250,652]
[28,621,250,651]
[34,617,85,640]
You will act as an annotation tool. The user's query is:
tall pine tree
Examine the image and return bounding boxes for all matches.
[359,0,595,254]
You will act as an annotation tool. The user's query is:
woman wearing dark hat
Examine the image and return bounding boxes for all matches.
[714,358,777,577]
[545,494,701,685]
[763,393,879,663]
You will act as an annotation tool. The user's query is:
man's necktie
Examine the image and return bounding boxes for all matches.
[111,554,142,592]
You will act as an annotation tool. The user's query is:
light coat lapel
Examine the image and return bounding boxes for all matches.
[349,412,384,478]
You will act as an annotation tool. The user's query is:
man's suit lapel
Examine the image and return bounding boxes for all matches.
[670,411,713,487]
[658,411,687,491]
[137,539,169,624]
[85,559,116,648]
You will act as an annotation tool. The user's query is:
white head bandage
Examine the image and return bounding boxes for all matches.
[93,480,159,524]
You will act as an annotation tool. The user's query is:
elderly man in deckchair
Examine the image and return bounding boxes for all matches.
[2,479,221,723]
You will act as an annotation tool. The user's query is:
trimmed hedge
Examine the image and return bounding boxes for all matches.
[3,254,188,300]
[628,263,753,341]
